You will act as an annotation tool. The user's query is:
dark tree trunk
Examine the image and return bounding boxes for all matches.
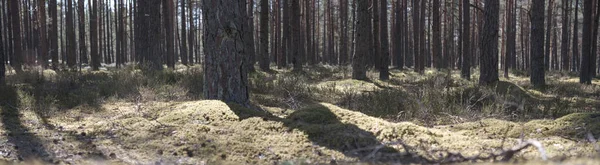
[91,0,100,70]
[580,0,594,83]
[9,0,23,73]
[202,0,249,105]
[461,0,470,79]
[479,0,499,85]
[353,0,370,80]
[339,0,348,65]
[180,0,188,65]
[188,0,195,65]
[394,0,404,69]
[164,0,175,69]
[573,0,580,72]
[531,0,546,87]
[291,0,302,71]
[282,0,289,67]
[544,0,554,71]
[39,0,48,68]
[136,0,162,70]
[50,0,59,69]
[432,0,441,69]
[378,0,389,80]
[259,0,270,71]
[561,0,571,71]
[412,0,420,73]
[77,0,87,67]
[244,0,257,72]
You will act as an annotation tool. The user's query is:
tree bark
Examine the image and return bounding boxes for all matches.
[353,0,370,80]
[479,0,499,85]
[202,0,249,105]
[531,0,546,87]
[9,0,23,73]
[244,0,257,72]
[432,0,441,69]
[580,0,594,83]
[461,0,470,79]
[561,0,571,71]
[164,0,175,69]
[573,0,579,72]
[291,0,302,71]
[135,0,162,70]
[379,0,390,80]
[91,0,100,70]
[39,0,48,68]
[259,0,270,71]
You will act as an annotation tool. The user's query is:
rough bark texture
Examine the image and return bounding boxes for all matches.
[379,0,390,80]
[202,0,249,105]
[479,0,499,86]
[50,0,59,69]
[259,0,270,71]
[244,0,257,72]
[531,0,546,87]
[135,0,162,70]
[461,0,470,80]
[352,0,370,80]
[580,0,593,84]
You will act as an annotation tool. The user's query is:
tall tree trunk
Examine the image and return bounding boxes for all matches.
[259,0,270,71]
[373,0,380,69]
[379,0,390,80]
[531,0,546,87]
[39,0,48,68]
[50,0,59,69]
[394,0,404,69]
[9,0,23,73]
[77,0,87,67]
[352,0,370,80]
[580,0,592,83]
[552,17,559,70]
[202,0,249,105]
[412,0,420,72]
[164,0,175,69]
[432,0,441,69]
[339,0,348,65]
[590,0,600,77]
[291,0,302,71]
[188,0,195,65]
[180,0,188,65]
[561,0,571,71]
[244,0,257,72]
[479,0,499,85]
[461,0,470,79]
[573,0,580,72]
[544,0,554,71]
[135,0,162,70]
[91,0,100,70]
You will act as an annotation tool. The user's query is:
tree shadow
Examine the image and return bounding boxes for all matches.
[227,103,423,163]
[0,85,51,162]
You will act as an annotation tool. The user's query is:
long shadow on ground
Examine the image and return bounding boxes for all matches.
[0,85,51,162]
[229,103,425,163]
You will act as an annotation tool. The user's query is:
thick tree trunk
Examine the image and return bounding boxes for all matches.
[479,0,499,85]
[352,0,370,80]
[164,0,175,69]
[135,0,162,70]
[379,0,390,80]
[339,0,348,65]
[9,0,23,73]
[531,0,546,87]
[202,0,249,105]
[259,0,270,71]
[580,0,593,83]
[244,0,257,72]
[394,0,404,69]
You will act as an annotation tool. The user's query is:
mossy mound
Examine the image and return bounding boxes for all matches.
[315,79,380,93]
[1,100,598,164]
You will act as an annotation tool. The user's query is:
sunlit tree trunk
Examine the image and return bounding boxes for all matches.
[202,0,249,105]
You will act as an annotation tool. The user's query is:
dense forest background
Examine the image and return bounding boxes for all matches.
[1,0,599,86]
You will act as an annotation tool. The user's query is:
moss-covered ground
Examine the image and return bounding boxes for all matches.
[0,65,599,164]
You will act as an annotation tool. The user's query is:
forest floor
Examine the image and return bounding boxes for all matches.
[0,65,600,164]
